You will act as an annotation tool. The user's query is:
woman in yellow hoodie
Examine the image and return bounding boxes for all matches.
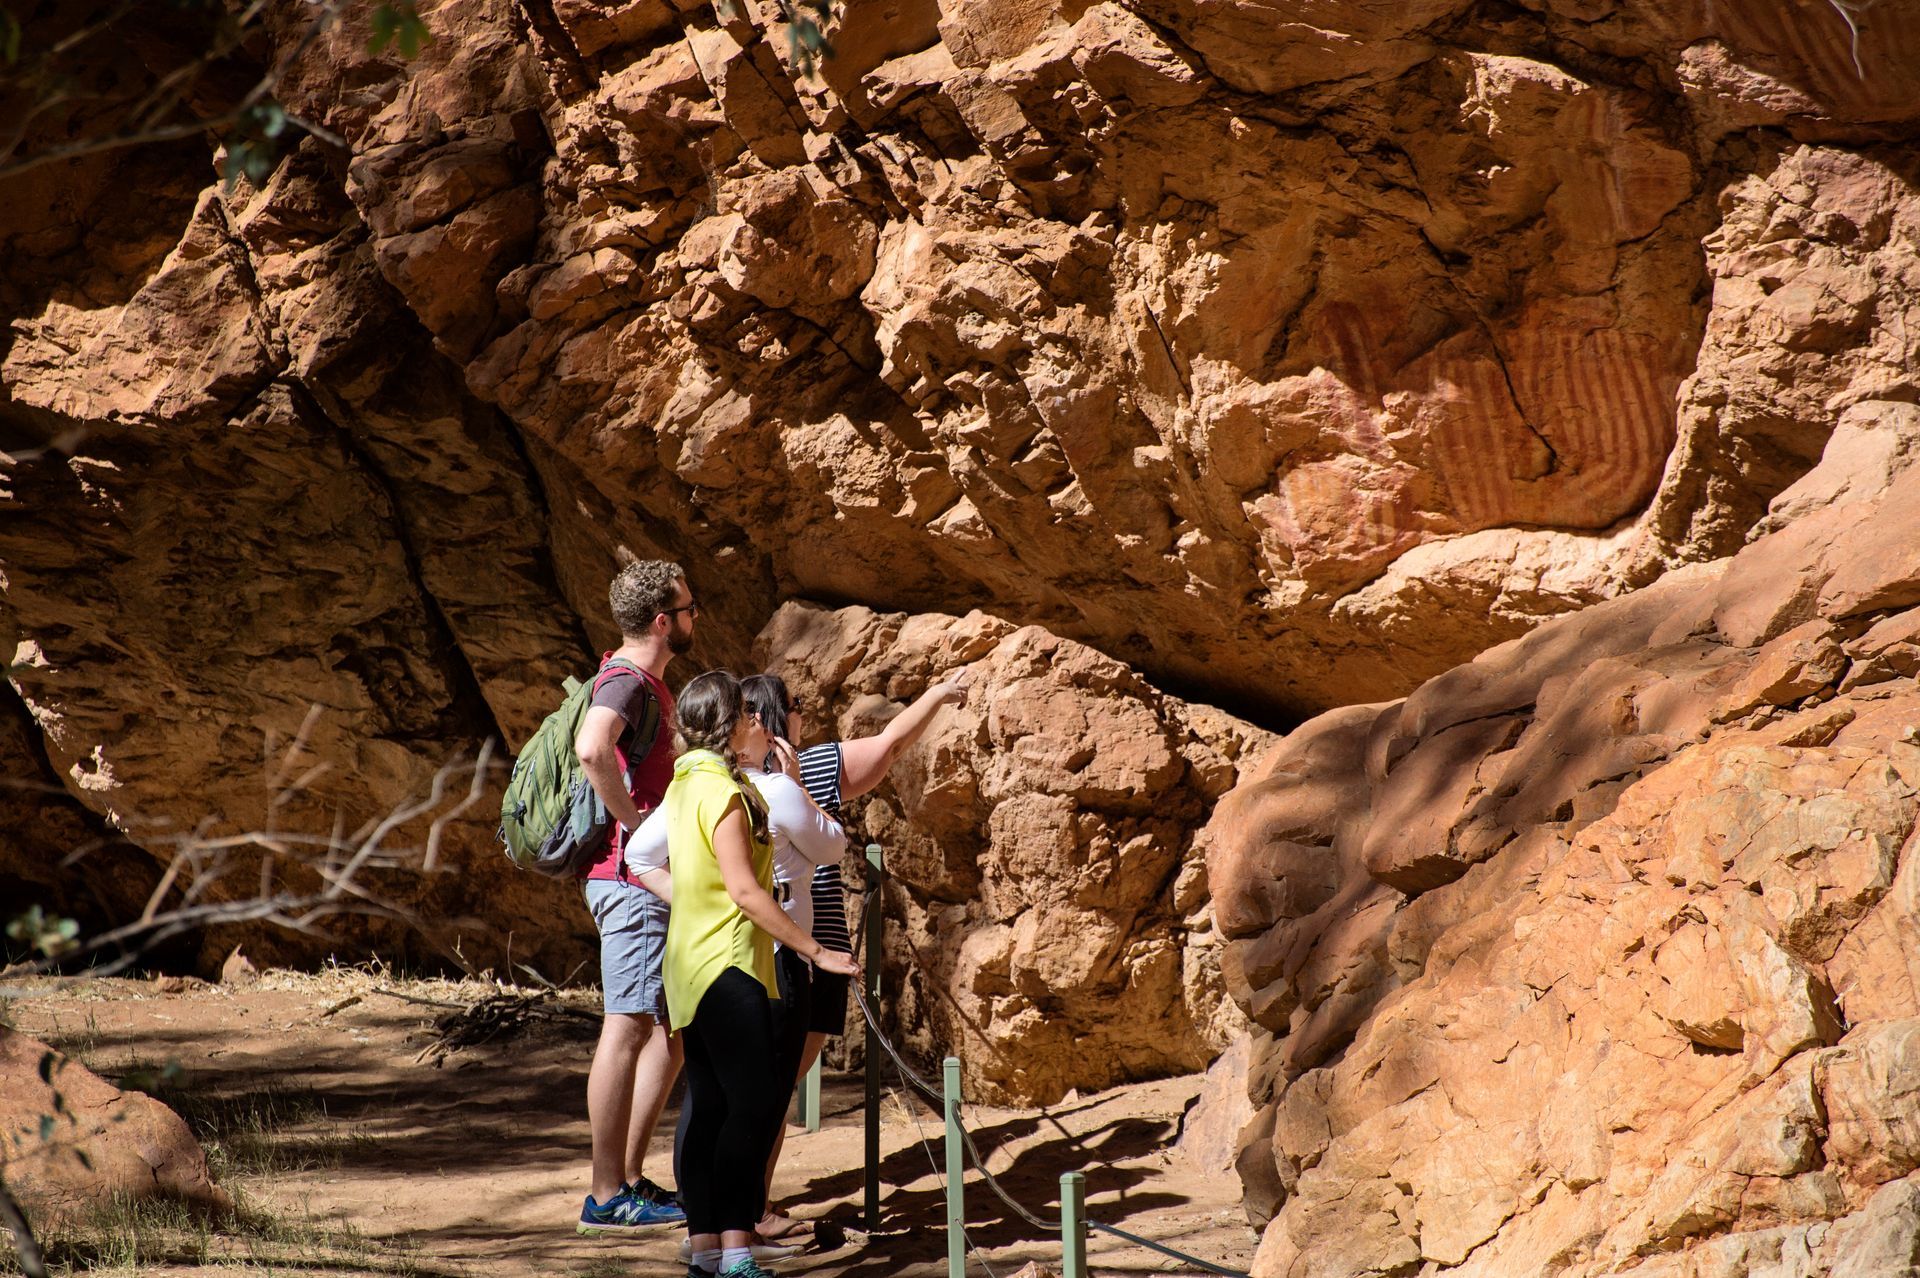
[662,671,860,1278]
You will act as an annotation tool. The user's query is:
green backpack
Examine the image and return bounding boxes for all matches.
[498,658,662,877]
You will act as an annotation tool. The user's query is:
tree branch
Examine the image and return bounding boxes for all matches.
[0,0,357,183]
[0,1172,49,1278]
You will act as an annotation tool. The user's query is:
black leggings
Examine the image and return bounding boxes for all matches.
[771,946,814,1101]
[675,966,786,1235]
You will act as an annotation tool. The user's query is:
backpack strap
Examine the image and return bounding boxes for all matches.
[595,658,660,743]
[590,659,653,763]
[589,657,662,880]
[593,655,645,690]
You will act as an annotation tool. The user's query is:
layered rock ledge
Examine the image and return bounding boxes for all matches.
[2,0,1918,1122]
[1210,405,1920,1274]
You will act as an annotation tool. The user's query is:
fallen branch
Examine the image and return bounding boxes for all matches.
[0,1174,47,1278]
[368,987,467,1011]
[413,991,599,1068]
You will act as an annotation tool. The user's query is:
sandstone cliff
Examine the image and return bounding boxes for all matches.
[1208,406,1920,1273]
[2,0,1918,1134]
[756,600,1272,1101]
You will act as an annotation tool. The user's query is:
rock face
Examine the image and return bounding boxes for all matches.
[0,687,164,955]
[754,601,1273,1102]
[0,124,602,976]
[2,0,1919,1107]
[1210,411,1920,1273]
[256,0,1916,714]
[0,1027,230,1223]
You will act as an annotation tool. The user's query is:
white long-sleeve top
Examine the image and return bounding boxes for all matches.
[624,767,846,936]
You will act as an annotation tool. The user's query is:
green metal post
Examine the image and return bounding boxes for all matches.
[1061,1171,1087,1278]
[800,1055,822,1133]
[864,843,885,1233]
[945,1056,965,1278]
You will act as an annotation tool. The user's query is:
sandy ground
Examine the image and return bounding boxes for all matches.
[8,970,1259,1278]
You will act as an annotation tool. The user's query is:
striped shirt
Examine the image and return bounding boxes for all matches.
[797,742,852,954]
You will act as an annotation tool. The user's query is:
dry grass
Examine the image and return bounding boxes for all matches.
[0,1187,445,1276]
[0,967,513,1277]
[153,1083,379,1182]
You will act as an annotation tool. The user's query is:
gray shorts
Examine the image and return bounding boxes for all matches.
[584,879,669,1019]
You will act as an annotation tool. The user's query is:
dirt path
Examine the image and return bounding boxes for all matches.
[10,972,1258,1278]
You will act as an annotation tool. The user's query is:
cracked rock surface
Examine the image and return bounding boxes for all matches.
[2,0,1919,1120]
[0,1025,231,1223]
[754,600,1274,1102]
[1208,396,1920,1273]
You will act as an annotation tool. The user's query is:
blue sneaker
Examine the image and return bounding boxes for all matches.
[577,1188,685,1234]
[629,1176,683,1211]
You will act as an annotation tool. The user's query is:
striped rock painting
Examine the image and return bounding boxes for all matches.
[1544,87,1697,248]
[1709,0,1920,123]
[1419,321,1682,531]
[1241,300,1424,592]
[1256,301,1684,592]
[1248,456,1431,592]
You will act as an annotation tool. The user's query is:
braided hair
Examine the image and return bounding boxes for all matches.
[676,670,771,843]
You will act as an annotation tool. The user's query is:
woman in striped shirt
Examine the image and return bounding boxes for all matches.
[741,668,970,1239]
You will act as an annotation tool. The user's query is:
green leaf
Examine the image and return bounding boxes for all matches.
[2,12,20,66]
[223,142,253,192]
[8,905,44,941]
[368,8,397,54]
[38,1115,54,1142]
[9,905,81,956]
[223,136,280,191]
[397,10,429,58]
[369,2,429,56]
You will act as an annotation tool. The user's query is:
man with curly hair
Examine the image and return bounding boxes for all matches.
[572,559,699,1233]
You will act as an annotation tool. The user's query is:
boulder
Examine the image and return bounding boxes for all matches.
[0,1028,229,1225]
[1212,454,1920,1274]
[1176,1032,1255,1177]
[754,601,1274,1103]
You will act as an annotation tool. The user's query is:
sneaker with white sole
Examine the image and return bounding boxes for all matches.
[677,1238,801,1263]
[577,1188,685,1234]
[720,1260,778,1278]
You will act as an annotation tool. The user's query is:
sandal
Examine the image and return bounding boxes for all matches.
[755,1213,816,1242]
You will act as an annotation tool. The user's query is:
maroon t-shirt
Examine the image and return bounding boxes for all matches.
[580,658,676,882]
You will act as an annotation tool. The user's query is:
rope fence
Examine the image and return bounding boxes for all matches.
[845,845,1252,1278]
